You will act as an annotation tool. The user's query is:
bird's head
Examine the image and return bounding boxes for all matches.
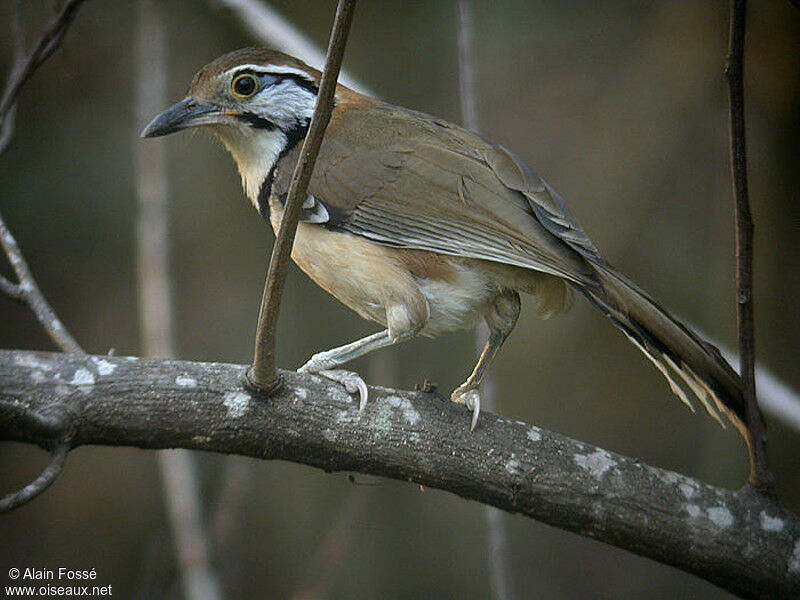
[141,48,322,202]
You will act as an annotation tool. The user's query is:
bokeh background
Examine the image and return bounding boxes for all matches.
[1,1,799,598]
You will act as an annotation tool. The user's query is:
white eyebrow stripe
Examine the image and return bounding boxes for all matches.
[224,64,315,82]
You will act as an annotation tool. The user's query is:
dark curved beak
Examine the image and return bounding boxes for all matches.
[140,97,225,138]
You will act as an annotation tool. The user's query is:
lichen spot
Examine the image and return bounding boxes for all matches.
[323,428,337,442]
[679,482,697,500]
[175,375,197,388]
[574,448,616,479]
[526,427,542,443]
[759,511,785,532]
[91,357,116,376]
[505,455,521,475]
[295,388,308,400]
[385,395,420,426]
[15,353,54,371]
[70,368,95,386]
[223,391,250,419]
[707,506,734,528]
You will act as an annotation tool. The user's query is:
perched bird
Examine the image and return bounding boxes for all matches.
[142,48,746,437]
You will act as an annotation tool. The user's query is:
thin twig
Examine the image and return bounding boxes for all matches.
[134,2,222,599]
[0,0,87,131]
[0,0,85,354]
[0,275,23,300]
[457,3,515,599]
[0,214,83,354]
[0,442,68,514]
[0,400,73,515]
[0,1,25,155]
[724,0,774,495]
[0,0,87,516]
[248,0,357,391]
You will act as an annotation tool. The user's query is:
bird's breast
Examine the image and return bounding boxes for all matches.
[268,197,495,335]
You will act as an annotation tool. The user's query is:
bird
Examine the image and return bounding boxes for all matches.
[142,47,747,438]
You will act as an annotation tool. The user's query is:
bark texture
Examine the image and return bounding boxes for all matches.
[1,349,798,599]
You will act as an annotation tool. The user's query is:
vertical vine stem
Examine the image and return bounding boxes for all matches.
[724,0,775,496]
[248,0,357,392]
[457,2,516,599]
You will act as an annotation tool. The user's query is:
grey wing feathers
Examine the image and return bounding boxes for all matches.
[480,144,603,263]
[310,106,597,285]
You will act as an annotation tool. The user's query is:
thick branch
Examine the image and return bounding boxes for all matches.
[1,350,798,599]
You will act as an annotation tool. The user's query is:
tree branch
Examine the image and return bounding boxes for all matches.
[724,0,774,495]
[1,349,798,599]
[249,0,357,391]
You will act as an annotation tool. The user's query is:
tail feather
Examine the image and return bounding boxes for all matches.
[581,265,746,437]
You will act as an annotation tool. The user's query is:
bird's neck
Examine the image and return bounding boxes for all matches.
[215,126,287,206]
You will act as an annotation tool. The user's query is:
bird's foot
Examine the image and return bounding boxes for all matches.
[299,360,369,412]
[450,385,481,431]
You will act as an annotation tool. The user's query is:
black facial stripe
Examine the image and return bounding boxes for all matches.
[238,112,276,130]
[257,165,275,222]
[231,68,320,96]
[277,73,319,95]
[283,118,309,155]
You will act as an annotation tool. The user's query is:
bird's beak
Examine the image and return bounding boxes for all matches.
[141,97,232,138]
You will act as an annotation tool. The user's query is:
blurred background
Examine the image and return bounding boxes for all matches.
[1,1,798,598]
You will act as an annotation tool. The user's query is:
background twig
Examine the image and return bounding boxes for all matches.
[0,0,87,131]
[457,3,515,599]
[134,2,222,598]
[249,0,357,390]
[0,0,88,515]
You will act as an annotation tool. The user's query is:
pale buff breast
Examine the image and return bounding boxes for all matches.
[268,200,573,336]
[268,199,508,336]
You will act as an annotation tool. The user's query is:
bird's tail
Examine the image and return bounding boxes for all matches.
[581,265,747,438]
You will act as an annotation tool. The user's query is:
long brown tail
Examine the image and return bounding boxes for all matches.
[581,265,747,438]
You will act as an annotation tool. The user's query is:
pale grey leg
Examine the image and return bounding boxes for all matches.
[298,299,428,411]
[299,330,394,411]
[451,291,521,430]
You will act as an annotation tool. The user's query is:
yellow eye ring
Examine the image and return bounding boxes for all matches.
[232,74,258,98]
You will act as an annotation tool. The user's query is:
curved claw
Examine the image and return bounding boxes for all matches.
[318,369,369,411]
[450,387,482,431]
[464,390,481,432]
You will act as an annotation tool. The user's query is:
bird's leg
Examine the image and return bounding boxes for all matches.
[451,291,521,430]
[298,330,393,411]
[299,301,427,411]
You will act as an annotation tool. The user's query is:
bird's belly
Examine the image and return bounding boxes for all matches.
[414,262,493,336]
[270,202,492,335]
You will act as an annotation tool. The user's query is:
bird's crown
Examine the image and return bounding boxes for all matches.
[188,47,321,98]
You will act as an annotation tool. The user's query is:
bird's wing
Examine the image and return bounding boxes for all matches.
[305,102,600,284]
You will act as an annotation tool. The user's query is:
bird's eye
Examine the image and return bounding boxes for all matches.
[232,74,258,98]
